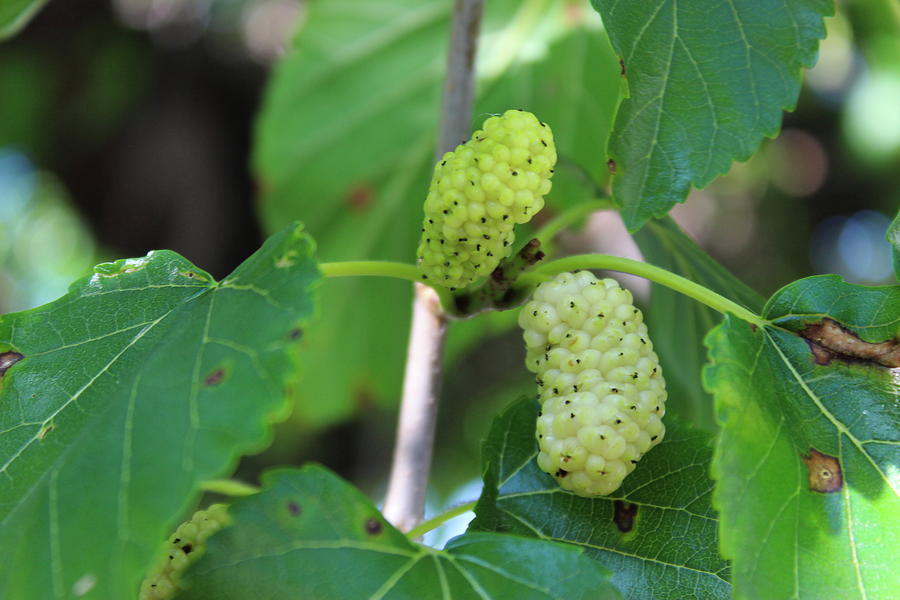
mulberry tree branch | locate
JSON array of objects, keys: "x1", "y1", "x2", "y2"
[{"x1": 382, "y1": 0, "x2": 484, "y2": 533}]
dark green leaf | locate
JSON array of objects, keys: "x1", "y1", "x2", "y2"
[
  {"x1": 591, "y1": 0, "x2": 834, "y2": 230},
  {"x1": 704, "y1": 275, "x2": 899, "y2": 599},
  {"x1": 0, "y1": 0, "x2": 47, "y2": 40},
  {"x1": 470, "y1": 397, "x2": 730, "y2": 600},
  {"x1": 181, "y1": 465, "x2": 620, "y2": 600},
  {"x1": 633, "y1": 216, "x2": 764, "y2": 430},
  {"x1": 0, "y1": 223, "x2": 319, "y2": 598}
]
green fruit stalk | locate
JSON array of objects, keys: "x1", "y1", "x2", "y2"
[
  {"x1": 519, "y1": 271, "x2": 666, "y2": 497},
  {"x1": 139, "y1": 504, "x2": 231, "y2": 599},
  {"x1": 417, "y1": 109, "x2": 557, "y2": 289}
]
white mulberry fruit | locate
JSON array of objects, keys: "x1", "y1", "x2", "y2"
[
  {"x1": 417, "y1": 109, "x2": 557, "y2": 289},
  {"x1": 140, "y1": 504, "x2": 231, "y2": 599},
  {"x1": 519, "y1": 271, "x2": 666, "y2": 497}
]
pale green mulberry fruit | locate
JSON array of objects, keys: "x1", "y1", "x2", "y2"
[
  {"x1": 140, "y1": 504, "x2": 231, "y2": 599},
  {"x1": 518, "y1": 271, "x2": 667, "y2": 497},
  {"x1": 417, "y1": 109, "x2": 557, "y2": 289}
]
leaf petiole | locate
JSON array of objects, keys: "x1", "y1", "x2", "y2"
[
  {"x1": 318, "y1": 261, "x2": 454, "y2": 311},
  {"x1": 318, "y1": 257, "x2": 767, "y2": 327},
  {"x1": 405, "y1": 500, "x2": 478, "y2": 540},
  {"x1": 319, "y1": 261, "x2": 422, "y2": 283},
  {"x1": 521, "y1": 254, "x2": 768, "y2": 327}
]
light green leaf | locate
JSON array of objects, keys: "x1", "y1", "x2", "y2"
[
  {"x1": 253, "y1": 0, "x2": 451, "y2": 427},
  {"x1": 633, "y1": 216, "x2": 764, "y2": 430},
  {"x1": 181, "y1": 465, "x2": 620, "y2": 600},
  {"x1": 591, "y1": 0, "x2": 834, "y2": 230},
  {"x1": 0, "y1": 223, "x2": 319, "y2": 598},
  {"x1": 253, "y1": 0, "x2": 621, "y2": 427},
  {"x1": 704, "y1": 274, "x2": 899, "y2": 599},
  {"x1": 470, "y1": 397, "x2": 730, "y2": 600},
  {"x1": 0, "y1": 0, "x2": 48, "y2": 40},
  {"x1": 282, "y1": 149, "x2": 430, "y2": 425}
]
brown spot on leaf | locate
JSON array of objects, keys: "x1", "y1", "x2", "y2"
[
  {"x1": 808, "y1": 343, "x2": 833, "y2": 366},
  {"x1": 364, "y1": 517, "x2": 383, "y2": 535},
  {"x1": 619, "y1": 58, "x2": 626, "y2": 76},
  {"x1": 204, "y1": 368, "x2": 226, "y2": 387},
  {"x1": 179, "y1": 270, "x2": 209, "y2": 282},
  {"x1": 181, "y1": 543, "x2": 193, "y2": 554},
  {"x1": 800, "y1": 318, "x2": 899, "y2": 367},
  {"x1": 564, "y1": 1, "x2": 585, "y2": 24},
  {"x1": 0, "y1": 351, "x2": 24, "y2": 376},
  {"x1": 287, "y1": 501, "x2": 301, "y2": 517},
  {"x1": 607, "y1": 159, "x2": 617, "y2": 174},
  {"x1": 345, "y1": 183, "x2": 374, "y2": 211},
  {"x1": 37, "y1": 423, "x2": 55, "y2": 440},
  {"x1": 802, "y1": 448, "x2": 843, "y2": 493},
  {"x1": 288, "y1": 328, "x2": 303, "y2": 341},
  {"x1": 613, "y1": 501, "x2": 638, "y2": 533},
  {"x1": 354, "y1": 385, "x2": 376, "y2": 411}
]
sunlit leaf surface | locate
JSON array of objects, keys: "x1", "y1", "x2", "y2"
[{"x1": 704, "y1": 275, "x2": 899, "y2": 599}]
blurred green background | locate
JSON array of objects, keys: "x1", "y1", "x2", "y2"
[{"x1": 1, "y1": 0, "x2": 897, "y2": 535}]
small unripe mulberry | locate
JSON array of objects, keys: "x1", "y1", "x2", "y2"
[
  {"x1": 140, "y1": 504, "x2": 231, "y2": 599},
  {"x1": 519, "y1": 271, "x2": 666, "y2": 497},
  {"x1": 417, "y1": 109, "x2": 557, "y2": 289}
]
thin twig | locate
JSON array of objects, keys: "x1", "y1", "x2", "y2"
[
  {"x1": 435, "y1": 0, "x2": 484, "y2": 160},
  {"x1": 382, "y1": 0, "x2": 484, "y2": 533}
]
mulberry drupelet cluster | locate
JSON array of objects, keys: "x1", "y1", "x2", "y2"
[
  {"x1": 417, "y1": 109, "x2": 556, "y2": 289},
  {"x1": 518, "y1": 271, "x2": 667, "y2": 497},
  {"x1": 140, "y1": 503, "x2": 231, "y2": 599}
]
